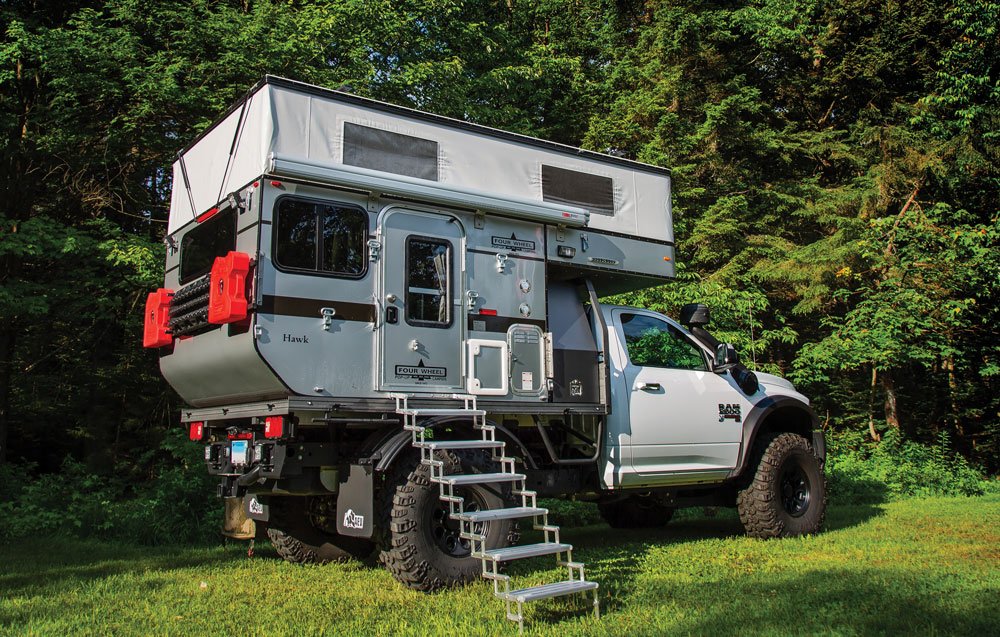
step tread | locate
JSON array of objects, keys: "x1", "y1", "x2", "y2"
[
  {"x1": 456, "y1": 506, "x2": 547, "y2": 523},
  {"x1": 481, "y1": 542, "x2": 571, "y2": 562},
  {"x1": 501, "y1": 580, "x2": 599, "y2": 603},
  {"x1": 440, "y1": 472, "x2": 525, "y2": 486},
  {"x1": 416, "y1": 440, "x2": 504, "y2": 450}
]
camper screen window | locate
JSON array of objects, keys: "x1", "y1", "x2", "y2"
[
  {"x1": 541, "y1": 165, "x2": 615, "y2": 216},
  {"x1": 343, "y1": 122, "x2": 439, "y2": 181},
  {"x1": 406, "y1": 237, "x2": 451, "y2": 327},
  {"x1": 274, "y1": 197, "x2": 367, "y2": 277},
  {"x1": 179, "y1": 207, "x2": 237, "y2": 283}
]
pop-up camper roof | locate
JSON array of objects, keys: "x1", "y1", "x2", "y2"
[{"x1": 168, "y1": 76, "x2": 673, "y2": 242}]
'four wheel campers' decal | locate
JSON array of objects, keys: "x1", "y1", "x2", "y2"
[
  {"x1": 491, "y1": 234, "x2": 536, "y2": 252},
  {"x1": 395, "y1": 360, "x2": 447, "y2": 380}
]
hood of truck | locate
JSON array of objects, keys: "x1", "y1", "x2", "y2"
[{"x1": 755, "y1": 371, "x2": 797, "y2": 393}]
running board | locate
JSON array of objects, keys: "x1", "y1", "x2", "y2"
[{"x1": 395, "y1": 394, "x2": 599, "y2": 632}]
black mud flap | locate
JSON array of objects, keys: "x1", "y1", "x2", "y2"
[
  {"x1": 244, "y1": 494, "x2": 270, "y2": 522},
  {"x1": 336, "y1": 464, "x2": 374, "y2": 538}
]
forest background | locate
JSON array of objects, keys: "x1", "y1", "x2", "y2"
[{"x1": 1, "y1": 0, "x2": 997, "y2": 542}]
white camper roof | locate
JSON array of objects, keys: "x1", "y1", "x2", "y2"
[{"x1": 168, "y1": 76, "x2": 673, "y2": 242}]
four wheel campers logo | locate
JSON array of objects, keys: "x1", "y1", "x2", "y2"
[
  {"x1": 395, "y1": 359, "x2": 447, "y2": 380},
  {"x1": 491, "y1": 233, "x2": 536, "y2": 252},
  {"x1": 719, "y1": 403, "x2": 742, "y2": 422},
  {"x1": 343, "y1": 509, "x2": 365, "y2": 530}
]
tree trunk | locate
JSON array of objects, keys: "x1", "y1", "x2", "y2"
[
  {"x1": 868, "y1": 366, "x2": 881, "y2": 441},
  {"x1": 0, "y1": 327, "x2": 12, "y2": 464},
  {"x1": 881, "y1": 370, "x2": 901, "y2": 434}
]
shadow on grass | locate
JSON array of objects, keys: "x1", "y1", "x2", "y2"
[{"x1": 0, "y1": 537, "x2": 245, "y2": 595}]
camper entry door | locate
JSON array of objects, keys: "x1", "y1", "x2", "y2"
[{"x1": 379, "y1": 209, "x2": 465, "y2": 392}]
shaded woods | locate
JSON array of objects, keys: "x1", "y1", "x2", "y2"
[{"x1": 1, "y1": 1, "x2": 997, "y2": 520}]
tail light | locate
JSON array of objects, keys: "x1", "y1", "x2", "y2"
[
  {"x1": 208, "y1": 251, "x2": 251, "y2": 324},
  {"x1": 143, "y1": 288, "x2": 174, "y2": 348},
  {"x1": 189, "y1": 421, "x2": 205, "y2": 441},
  {"x1": 264, "y1": 416, "x2": 284, "y2": 439}
]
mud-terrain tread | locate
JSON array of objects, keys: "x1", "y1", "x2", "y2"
[
  {"x1": 737, "y1": 432, "x2": 827, "y2": 538},
  {"x1": 376, "y1": 448, "x2": 519, "y2": 591}
]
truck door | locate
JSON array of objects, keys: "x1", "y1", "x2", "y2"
[
  {"x1": 379, "y1": 209, "x2": 465, "y2": 392},
  {"x1": 612, "y1": 309, "x2": 749, "y2": 477}
]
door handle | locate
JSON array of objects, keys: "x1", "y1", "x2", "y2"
[{"x1": 638, "y1": 382, "x2": 662, "y2": 391}]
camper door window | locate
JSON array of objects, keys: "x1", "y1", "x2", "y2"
[
  {"x1": 274, "y1": 197, "x2": 368, "y2": 278},
  {"x1": 406, "y1": 237, "x2": 451, "y2": 327},
  {"x1": 179, "y1": 207, "x2": 237, "y2": 283}
]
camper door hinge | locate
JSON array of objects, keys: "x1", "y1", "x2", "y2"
[{"x1": 367, "y1": 239, "x2": 381, "y2": 262}]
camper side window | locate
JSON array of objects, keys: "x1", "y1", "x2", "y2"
[
  {"x1": 406, "y1": 237, "x2": 451, "y2": 327},
  {"x1": 274, "y1": 197, "x2": 367, "y2": 278}
]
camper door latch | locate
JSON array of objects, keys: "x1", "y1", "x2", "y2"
[
  {"x1": 367, "y1": 239, "x2": 381, "y2": 262},
  {"x1": 495, "y1": 253, "x2": 508, "y2": 273},
  {"x1": 320, "y1": 307, "x2": 337, "y2": 331},
  {"x1": 466, "y1": 290, "x2": 480, "y2": 310}
]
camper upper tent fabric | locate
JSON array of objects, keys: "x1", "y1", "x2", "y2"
[{"x1": 168, "y1": 78, "x2": 672, "y2": 243}]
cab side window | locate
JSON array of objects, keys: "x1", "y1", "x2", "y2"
[
  {"x1": 620, "y1": 313, "x2": 707, "y2": 371},
  {"x1": 274, "y1": 197, "x2": 367, "y2": 277}
]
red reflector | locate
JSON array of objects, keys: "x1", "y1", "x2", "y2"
[
  {"x1": 270, "y1": 180, "x2": 283, "y2": 187},
  {"x1": 189, "y1": 421, "x2": 204, "y2": 441},
  {"x1": 196, "y1": 207, "x2": 220, "y2": 223},
  {"x1": 208, "y1": 251, "x2": 251, "y2": 324},
  {"x1": 252, "y1": 181, "x2": 260, "y2": 188},
  {"x1": 562, "y1": 212, "x2": 573, "y2": 218},
  {"x1": 143, "y1": 288, "x2": 174, "y2": 348},
  {"x1": 479, "y1": 308, "x2": 498, "y2": 316},
  {"x1": 264, "y1": 416, "x2": 284, "y2": 439},
  {"x1": 227, "y1": 432, "x2": 253, "y2": 440}
]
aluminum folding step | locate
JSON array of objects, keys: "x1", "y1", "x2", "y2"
[
  {"x1": 415, "y1": 440, "x2": 505, "y2": 450},
  {"x1": 481, "y1": 542, "x2": 572, "y2": 562},
  {"x1": 501, "y1": 579, "x2": 599, "y2": 604},
  {"x1": 439, "y1": 472, "x2": 525, "y2": 486},
  {"x1": 455, "y1": 506, "x2": 547, "y2": 523}
]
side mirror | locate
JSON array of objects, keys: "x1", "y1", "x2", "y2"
[{"x1": 714, "y1": 343, "x2": 739, "y2": 372}]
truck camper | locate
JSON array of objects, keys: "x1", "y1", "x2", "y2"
[{"x1": 145, "y1": 77, "x2": 825, "y2": 629}]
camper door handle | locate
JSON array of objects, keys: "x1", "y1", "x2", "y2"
[{"x1": 637, "y1": 382, "x2": 661, "y2": 392}]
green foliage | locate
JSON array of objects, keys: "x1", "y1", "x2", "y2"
[
  {"x1": 825, "y1": 430, "x2": 999, "y2": 504},
  {"x1": 0, "y1": 430, "x2": 218, "y2": 545}
]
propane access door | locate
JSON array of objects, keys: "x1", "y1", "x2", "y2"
[{"x1": 379, "y1": 209, "x2": 465, "y2": 393}]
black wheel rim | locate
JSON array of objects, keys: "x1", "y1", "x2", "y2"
[
  {"x1": 429, "y1": 488, "x2": 488, "y2": 558},
  {"x1": 779, "y1": 459, "x2": 811, "y2": 517}
]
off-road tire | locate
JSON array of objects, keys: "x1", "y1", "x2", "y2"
[
  {"x1": 266, "y1": 496, "x2": 375, "y2": 564},
  {"x1": 377, "y1": 448, "x2": 519, "y2": 591},
  {"x1": 737, "y1": 432, "x2": 827, "y2": 538},
  {"x1": 598, "y1": 495, "x2": 675, "y2": 528}
]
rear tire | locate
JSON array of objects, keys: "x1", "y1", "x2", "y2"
[
  {"x1": 377, "y1": 448, "x2": 519, "y2": 591},
  {"x1": 266, "y1": 496, "x2": 375, "y2": 564},
  {"x1": 598, "y1": 494, "x2": 675, "y2": 528},
  {"x1": 737, "y1": 432, "x2": 826, "y2": 538}
]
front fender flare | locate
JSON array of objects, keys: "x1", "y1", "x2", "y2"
[{"x1": 729, "y1": 395, "x2": 824, "y2": 479}]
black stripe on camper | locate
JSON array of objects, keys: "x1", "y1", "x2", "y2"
[
  {"x1": 467, "y1": 315, "x2": 546, "y2": 334},
  {"x1": 259, "y1": 295, "x2": 375, "y2": 323}
]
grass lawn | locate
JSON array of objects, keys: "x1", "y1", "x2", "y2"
[{"x1": 1, "y1": 496, "x2": 997, "y2": 636}]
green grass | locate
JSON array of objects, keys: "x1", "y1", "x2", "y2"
[{"x1": 2, "y1": 496, "x2": 998, "y2": 636}]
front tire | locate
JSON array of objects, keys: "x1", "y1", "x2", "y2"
[
  {"x1": 266, "y1": 496, "x2": 375, "y2": 564},
  {"x1": 737, "y1": 432, "x2": 826, "y2": 538},
  {"x1": 377, "y1": 449, "x2": 519, "y2": 591}
]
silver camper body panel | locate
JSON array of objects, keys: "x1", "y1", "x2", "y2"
[{"x1": 160, "y1": 77, "x2": 675, "y2": 411}]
